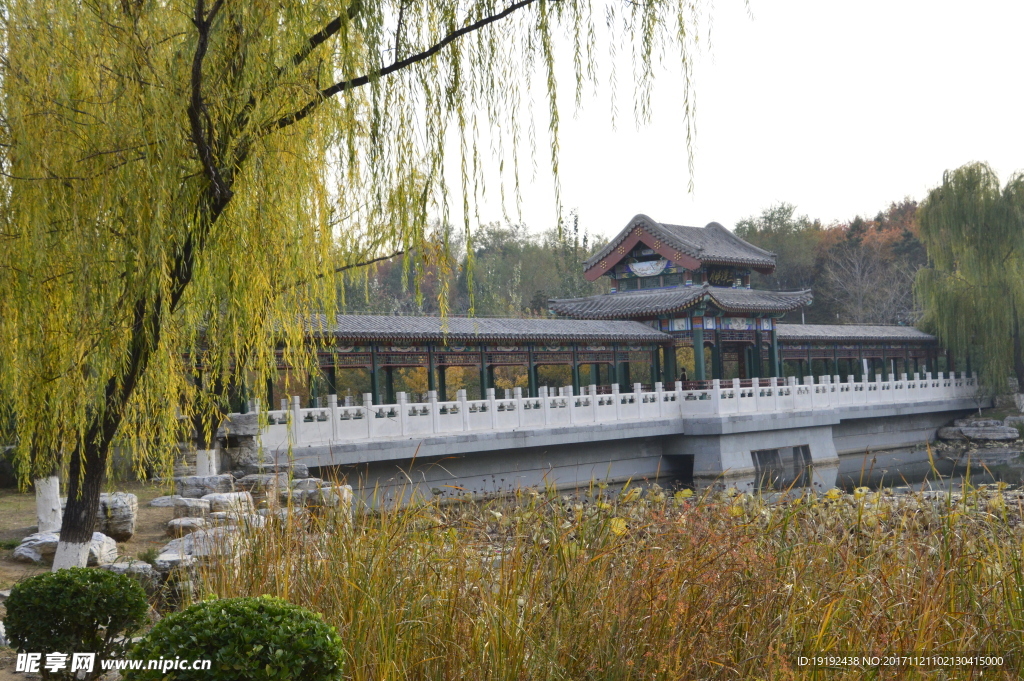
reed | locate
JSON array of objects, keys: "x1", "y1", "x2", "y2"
[{"x1": 191, "y1": 483, "x2": 1024, "y2": 680}]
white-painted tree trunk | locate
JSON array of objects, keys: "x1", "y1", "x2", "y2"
[
  {"x1": 196, "y1": 448, "x2": 219, "y2": 476},
  {"x1": 34, "y1": 475, "x2": 62, "y2": 533},
  {"x1": 52, "y1": 540, "x2": 90, "y2": 571}
]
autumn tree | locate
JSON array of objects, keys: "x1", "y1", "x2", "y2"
[
  {"x1": 0, "y1": 0, "x2": 707, "y2": 567},
  {"x1": 916, "y1": 162, "x2": 1024, "y2": 391}
]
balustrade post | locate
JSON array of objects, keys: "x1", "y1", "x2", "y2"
[
  {"x1": 362, "y1": 393, "x2": 374, "y2": 439},
  {"x1": 712, "y1": 378, "x2": 721, "y2": 414},
  {"x1": 280, "y1": 398, "x2": 288, "y2": 412},
  {"x1": 487, "y1": 388, "x2": 497, "y2": 428},
  {"x1": 328, "y1": 394, "x2": 339, "y2": 441},
  {"x1": 770, "y1": 376, "x2": 779, "y2": 411},
  {"x1": 458, "y1": 389, "x2": 470, "y2": 431},
  {"x1": 396, "y1": 392, "x2": 408, "y2": 436},
  {"x1": 540, "y1": 386, "x2": 551, "y2": 425},
  {"x1": 428, "y1": 390, "x2": 440, "y2": 434},
  {"x1": 291, "y1": 395, "x2": 302, "y2": 444},
  {"x1": 513, "y1": 387, "x2": 523, "y2": 427},
  {"x1": 612, "y1": 383, "x2": 621, "y2": 420}
]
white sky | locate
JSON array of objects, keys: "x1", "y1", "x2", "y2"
[{"x1": 459, "y1": 0, "x2": 1024, "y2": 239}]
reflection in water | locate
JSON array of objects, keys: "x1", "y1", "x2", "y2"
[{"x1": 837, "y1": 442, "x2": 1024, "y2": 492}]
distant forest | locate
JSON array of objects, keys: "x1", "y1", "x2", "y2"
[{"x1": 339, "y1": 200, "x2": 927, "y2": 326}]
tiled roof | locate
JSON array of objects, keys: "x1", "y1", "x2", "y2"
[
  {"x1": 305, "y1": 314, "x2": 672, "y2": 343},
  {"x1": 583, "y1": 215, "x2": 777, "y2": 271},
  {"x1": 776, "y1": 323, "x2": 937, "y2": 343},
  {"x1": 549, "y1": 284, "x2": 812, "y2": 319}
]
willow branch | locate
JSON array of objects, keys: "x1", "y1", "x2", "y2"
[{"x1": 269, "y1": 0, "x2": 539, "y2": 132}]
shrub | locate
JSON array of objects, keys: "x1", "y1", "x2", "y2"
[
  {"x1": 124, "y1": 596, "x2": 344, "y2": 681},
  {"x1": 4, "y1": 567, "x2": 149, "y2": 678}
]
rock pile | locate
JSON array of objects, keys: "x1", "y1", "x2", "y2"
[
  {"x1": 12, "y1": 531, "x2": 118, "y2": 566},
  {"x1": 938, "y1": 417, "x2": 1022, "y2": 442}
]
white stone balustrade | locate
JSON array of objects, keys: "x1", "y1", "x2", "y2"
[{"x1": 253, "y1": 372, "x2": 979, "y2": 451}]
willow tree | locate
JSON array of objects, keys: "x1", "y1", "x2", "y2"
[
  {"x1": 916, "y1": 162, "x2": 1024, "y2": 391},
  {"x1": 0, "y1": 0, "x2": 705, "y2": 567}
]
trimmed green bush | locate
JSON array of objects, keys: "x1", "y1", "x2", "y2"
[
  {"x1": 4, "y1": 567, "x2": 149, "y2": 674},
  {"x1": 124, "y1": 596, "x2": 344, "y2": 681}
]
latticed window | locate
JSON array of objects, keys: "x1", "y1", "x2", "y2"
[
  {"x1": 662, "y1": 273, "x2": 682, "y2": 286},
  {"x1": 640, "y1": 276, "x2": 661, "y2": 289},
  {"x1": 617, "y1": 277, "x2": 639, "y2": 291}
]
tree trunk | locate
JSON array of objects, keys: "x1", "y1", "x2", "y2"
[
  {"x1": 1014, "y1": 304, "x2": 1024, "y2": 392},
  {"x1": 34, "y1": 470, "x2": 62, "y2": 534},
  {"x1": 52, "y1": 442, "x2": 106, "y2": 570}
]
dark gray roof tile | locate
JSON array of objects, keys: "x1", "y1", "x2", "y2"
[
  {"x1": 584, "y1": 215, "x2": 777, "y2": 271},
  {"x1": 776, "y1": 323, "x2": 936, "y2": 343},
  {"x1": 549, "y1": 285, "x2": 812, "y2": 319},
  {"x1": 306, "y1": 314, "x2": 671, "y2": 343}
]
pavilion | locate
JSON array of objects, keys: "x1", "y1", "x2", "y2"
[{"x1": 548, "y1": 214, "x2": 941, "y2": 381}]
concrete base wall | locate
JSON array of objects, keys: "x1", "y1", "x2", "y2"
[
  {"x1": 271, "y1": 398, "x2": 987, "y2": 500},
  {"x1": 312, "y1": 436, "x2": 684, "y2": 505}
]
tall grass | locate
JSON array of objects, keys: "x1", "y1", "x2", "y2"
[{"x1": 193, "y1": 484, "x2": 1024, "y2": 680}]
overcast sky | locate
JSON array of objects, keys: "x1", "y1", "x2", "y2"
[{"x1": 459, "y1": 0, "x2": 1024, "y2": 239}]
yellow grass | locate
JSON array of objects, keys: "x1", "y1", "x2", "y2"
[{"x1": 191, "y1": 483, "x2": 1024, "y2": 680}]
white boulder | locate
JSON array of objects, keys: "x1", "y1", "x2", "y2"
[
  {"x1": 167, "y1": 517, "x2": 208, "y2": 537},
  {"x1": 172, "y1": 498, "x2": 211, "y2": 519},
  {"x1": 202, "y1": 491, "x2": 254, "y2": 513},
  {"x1": 12, "y1": 532, "x2": 117, "y2": 566}
]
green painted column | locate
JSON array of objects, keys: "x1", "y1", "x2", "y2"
[
  {"x1": 325, "y1": 365, "x2": 337, "y2": 396},
  {"x1": 438, "y1": 366, "x2": 447, "y2": 401},
  {"x1": 384, "y1": 366, "x2": 395, "y2": 404},
  {"x1": 479, "y1": 346, "x2": 488, "y2": 399},
  {"x1": 770, "y1": 329, "x2": 781, "y2": 378},
  {"x1": 710, "y1": 330, "x2": 722, "y2": 380},
  {"x1": 609, "y1": 344, "x2": 619, "y2": 385},
  {"x1": 427, "y1": 344, "x2": 437, "y2": 392},
  {"x1": 528, "y1": 345, "x2": 538, "y2": 397},
  {"x1": 370, "y1": 345, "x2": 380, "y2": 405},
  {"x1": 571, "y1": 345, "x2": 581, "y2": 395},
  {"x1": 692, "y1": 326, "x2": 705, "y2": 380},
  {"x1": 621, "y1": 360, "x2": 631, "y2": 391},
  {"x1": 266, "y1": 375, "x2": 274, "y2": 411},
  {"x1": 652, "y1": 347, "x2": 661, "y2": 385}
]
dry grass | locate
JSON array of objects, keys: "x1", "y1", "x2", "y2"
[{"x1": 191, "y1": 482, "x2": 1024, "y2": 680}]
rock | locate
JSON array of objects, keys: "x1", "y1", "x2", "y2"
[
  {"x1": 153, "y1": 552, "x2": 196, "y2": 573},
  {"x1": 176, "y1": 474, "x2": 235, "y2": 498},
  {"x1": 189, "y1": 527, "x2": 238, "y2": 557},
  {"x1": 960, "y1": 426, "x2": 1020, "y2": 441},
  {"x1": 0, "y1": 620, "x2": 6, "y2": 647},
  {"x1": 258, "y1": 507, "x2": 306, "y2": 522},
  {"x1": 290, "y1": 477, "x2": 324, "y2": 491},
  {"x1": 206, "y1": 511, "x2": 238, "y2": 525},
  {"x1": 937, "y1": 427, "x2": 967, "y2": 440},
  {"x1": 150, "y1": 495, "x2": 183, "y2": 507},
  {"x1": 99, "y1": 492, "x2": 138, "y2": 542},
  {"x1": 310, "y1": 485, "x2": 353, "y2": 509},
  {"x1": 97, "y1": 560, "x2": 156, "y2": 579},
  {"x1": 12, "y1": 532, "x2": 117, "y2": 566},
  {"x1": 0, "y1": 589, "x2": 11, "y2": 601},
  {"x1": 1004, "y1": 415, "x2": 1024, "y2": 427},
  {"x1": 953, "y1": 418, "x2": 1003, "y2": 428},
  {"x1": 237, "y1": 473, "x2": 289, "y2": 493},
  {"x1": 202, "y1": 491, "x2": 254, "y2": 513},
  {"x1": 217, "y1": 412, "x2": 261, "y2": 437},
  {"x1": 244, "y1": 462, "x2": 309, "y2": 479},
  {"x1": 172, "y1": 498, "x2": 211, "y2": 519},
  {"x1": 167, "y1": 517, "x2": 208, "y2": 537},
  {"x1": 1016, "y1": 393, "x2": 1024, "y2": 413},
  {"x1": 97, "y1": 561, "x2": 159, "y2": 593}
]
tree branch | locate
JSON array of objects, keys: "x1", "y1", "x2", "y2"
[
  {"x1": 268, "y1": 0, "x2": 538, "y2": 132},
  {"x1": 277, "y1": 249, "x2": 405, "y2": 295}
]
